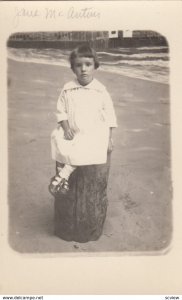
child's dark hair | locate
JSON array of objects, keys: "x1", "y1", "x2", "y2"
[{"x1": 69, "y1": 44, "x2": 100, "y2": 70}]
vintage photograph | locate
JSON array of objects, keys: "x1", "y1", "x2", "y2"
[{"x1": 7, "y1": 30, "x2": 172, "y2": 253}]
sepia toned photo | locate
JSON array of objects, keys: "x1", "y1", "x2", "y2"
[{"x1": 7, "y1": 30, "x2": 172, "y2": 253}]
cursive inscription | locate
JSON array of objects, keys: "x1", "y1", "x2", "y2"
[
  {"x1": 13, "y1": 6, "x2": 101, "y2": 28},
  {"x1": 67, "y1": 7, "x2": 101, "y2": 19},
  {"x1": 13, "y1": 7, "x2": 40, "y2": 27},
  {"x1": 45, "y1": 8, "x2": 64, "y2": 19}
]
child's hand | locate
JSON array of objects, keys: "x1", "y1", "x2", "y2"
[
  {"x1": 58, "y1": 120, "x2": 74, "y2": 140},
  {"x1": 64, "y1": 128, "x2": 74, "y2": 140},
  {"x1": 108, "y1": 138, "x2": 114, "y2": 152}
]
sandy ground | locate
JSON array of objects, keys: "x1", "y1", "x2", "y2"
[{"x1": 7, "y1": 59, "x2": 172, "y2": 254}]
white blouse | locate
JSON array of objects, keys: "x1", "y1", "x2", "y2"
[{"x1": 51, "y1": 78, "x2": 117, "y2": 165}]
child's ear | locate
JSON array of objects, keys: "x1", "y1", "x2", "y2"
[{"x1": 71, "y1": 66, "x2": 75, "y2": 73}]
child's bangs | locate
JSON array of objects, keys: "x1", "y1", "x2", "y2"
[{"x1": 77, "y1": 52, "x2": 94, "y2": 59}]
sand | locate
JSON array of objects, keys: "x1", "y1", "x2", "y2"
[{"x1": 7, "y1": 59, "x2": 172, "y2": 253}]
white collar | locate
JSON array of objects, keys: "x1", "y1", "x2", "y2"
[{"x1": 63, "y1": 78, "x2": 106, "y2": 92}]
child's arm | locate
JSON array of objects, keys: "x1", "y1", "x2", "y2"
[
  {"x1": 108, "y1": 127, "x2": 114, "y2": 152},
  {"x1": 58, "y1": 120, "x2": 74, "y2": 140},
  {"x1": 56, "y1": 89, "x2": 74, "y2": 140}
]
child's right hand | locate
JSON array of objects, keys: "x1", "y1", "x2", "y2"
[
  {"x1": 64, "y1": 128, "x2": 74, "y2": 140},
  {"x1": 58, "y1": 120, "x2": 74, "y2": 140}
]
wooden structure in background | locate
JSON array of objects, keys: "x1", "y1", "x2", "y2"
[{"x1": 7, "y1": 30, "x2": 168, "y2": 49}]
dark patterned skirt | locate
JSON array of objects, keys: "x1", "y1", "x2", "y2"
[{"x1": 54, "y1": 154, "x2": 111, "y2": 243}]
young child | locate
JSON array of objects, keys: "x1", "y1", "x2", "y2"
[{"x1": 49, "y1": 44, "x2": 117, "y2": 195}]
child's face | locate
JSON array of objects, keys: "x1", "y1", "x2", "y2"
[{"x1": 73, "y1": 57, "x2": 95, "y2": 86}]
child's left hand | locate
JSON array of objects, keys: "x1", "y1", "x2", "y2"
[{"x1": 108, "y1": 138, "x2": 114, "y2": 152}]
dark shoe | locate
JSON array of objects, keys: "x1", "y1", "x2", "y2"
[
  {"x1": 59, "y1": 178, "x2": 69, "y2": 194},
  {"x1": 48, "y1": 176, "x2": 69, "y2": 196}
]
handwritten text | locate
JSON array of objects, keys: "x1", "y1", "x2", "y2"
[{"x1": 13, "y1": 6, "x2": 101, "y2": 27}]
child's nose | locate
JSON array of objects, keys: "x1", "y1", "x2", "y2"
[{"x1": 81, "y1": 64, "x2": 86, "y2": 72}]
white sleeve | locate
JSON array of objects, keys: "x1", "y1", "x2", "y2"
[
  {"x1": 103, "y1": 89, "x2": 117, "y2": 128},
  {"x1": 56, "y1": 90, "x2": 68, "y2": 122}
]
